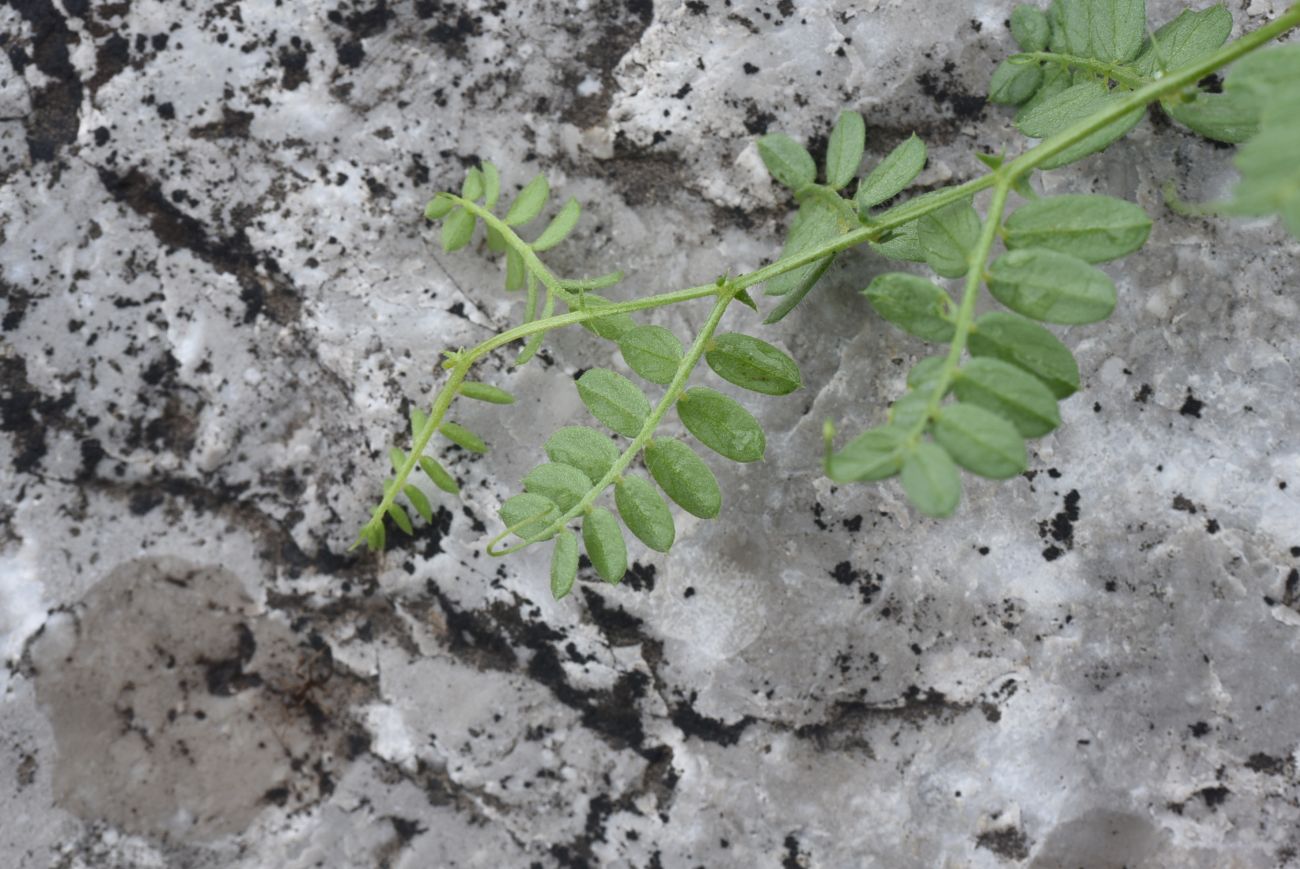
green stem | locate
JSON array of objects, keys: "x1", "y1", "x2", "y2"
[{"x1": 1010, "y1": 51, "x2": 1147, "y2": 89}]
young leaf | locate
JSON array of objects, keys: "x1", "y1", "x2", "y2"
[
  {"x1": 676, "y1": 387, "x2": 766, "y2": 463},
  {"x1": 1051, "y1": 0, "x2": 1146, "y2": 64},
  {"x1": 764, "y1": 197, "x2": 842, "y2": 297},
  {"x1": 990, "y1": 61, "x2": 1044, "y2": 106},
  {"x1": 1003, "y1": 194, "x2": 1152, "y2": 263},
  {"x1": 583, "y1": 506, "x2": 627, "y2": 584},
  {"x1": 918, "y1": 199, "x2": 981, "y2": 278},
  {"x1": 425, "y1": 194, "x2": 455, "y2": 220},
  {"x1": 404, "y1": 484, "x2": 434, "y2": 524},
  {"x1": 901, "y1": 442, "x2": 961, "y2": 518},
  {"x1": 1134, "y1": 5, "x2": 1232, "y2": 76},
  {"x1": 387, "y1": 502, "x2": 414, "y2": 535},
  {"x1": 863, "y1": 273, "x2": 957, "y2": 342},
  {"x1": 419, "y1": 456, "x2": 460, "y2": 495},
  {"x1": 856, "y1": 134, "x2": 927, "y2": 213},
  {"x1": 577, "y1": 369, "x2": 651, "y2": 438},
  {"x1": 500, "y1": 492, "x2": 558, "y2": 540},
  {"x1": 825, "y1": 110, "x2": 867, "y2": 191},
  {"x1": 1016, "y1": 81, "x2": 1145, "y2": 169},
  {"x1": 482, "y1": 162, "x2": 501, "y2": 209},
  {"x1": 505, "y1": 175, "x2": 550, "y2": 226},
  {"x1": 1010, "y1": 5, "x2": 1050, "y2": 52},
  {"x1": 440, "y1": 422, "x2": 488, "y2": 453},
  {"x1": 968, "y1": 312, "x2": 1080, "y2": 399},
  {"x1": 545, "y1": 427, "x2": 620, "y2": 484},
  {"x1": 615, "y1": 475, "x2": 676, "y2": 553},
  {"x1": 987, "y1": 248, "x2": 1117, "y2": 324},
  {"x1": 441, "y1": 208, "x2": 476, "y2": 252},
  {"x1": 953, "y1": 358, "x2": 1062, "y2": 437},
  {"x1": 757, "y1": 132, "x2": 817, "y2": 190},
  {"x1": 619, "y1": 325, "x2": 684, "y2": 386},
  {"x1": 462, "y1": 167, "x2": 485, "y2": 202},
  {"x1": 932, "y1": 404, "x2": 1028, "y2": 479},
  {"x1": 825, "y1": 426, "x2": 908, "y2": 482},
  {"x1": 461, "y1": 382, "x2": 516, "y2": 404},
  {"x1": 532, "y1": 198, "x2": 581, "y2": 251},
  {"x1": 705, "y1": 333, "x2": 802, "y2": 395},
  {"x1": 550, "y1": 530, "x2": 579, "y2": 600},
  {"x1": 644, "y1": 438, "x2": 722, "y2": 519},
  {"x1": 523, "y1": 463, "x2": 592, "y2": 512},
  {"x1": 575, "y1": 295, "x2": 638, "y2": 341}
]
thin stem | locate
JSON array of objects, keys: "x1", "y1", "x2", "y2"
[{"x1": 1010, "y1": 51, "x2": 1147, "y2": 89}]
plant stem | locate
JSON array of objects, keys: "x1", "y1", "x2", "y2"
[{"x1": 1010, "y1": 52, "x2": 1147, "y2": 89}]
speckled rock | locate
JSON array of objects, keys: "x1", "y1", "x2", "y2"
[{"x1": 2, "y1": 1, "x2": 1299, "y2": 867}]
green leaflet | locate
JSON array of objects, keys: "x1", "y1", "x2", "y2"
[
  {"x1": 825, "y1": 426, "x2": 908, "y2": 482},
  {"x1": 907, "y1": 356, "x2": 947, "y2": 391},
  {"x1": 901, "y1": 441, "x2": 961, "y2": 517},
  {"x1": 758, "y1": 132, "x2": 817, "y2": 190},
  {"x1": 953, "y1": 357, "x2": 1061, "y2": 437},
  {"x1": 644, "y1": 438, "x2": 722, "y2": 519},
  {"x1": 487, "y1": 224, "x2": 508, "y2": 253},
  {"x1": 523, "y1": 463, "x2": 592, "y2": 512},
  {"x1": 990, "y1": 60, "x2": 1044, "y2": 106},
  {"x1": 441, "y1": 421, "x2": 488, "y2": 453},
  {"x1": 764, "y1": 196, "x2": 842, "y2": 297},
  {"x1": 460, "y1": 382, "x2": 516, "y2": 404},
  {"x1": 505, "y1": 175, "x2": 549, "y2": 226},
  {"x1": 677, "y1": 387, "x2": 766, "y2": 463},
  {"x1": 615, "y1": 475, "x2": 675, "y2": 552},
  {"x1": 933, "y1": 403, "x2": 1028, "y2": 479},
  {"x1": 550, "y1": 530, "x2": 579, "y2": 600},
  {"x1": 482, "y1": 162, "x2": 501, "y2": 209},
  {"x1": 461, "y1": 167, "x2": 484, "y2": 201},
  {"x1": 387, "y1": 502, "x2": 413, "y2": 535},
  {"x1": 1051, "y1": 0, "x2": 1146, "y2": 64},
  {"x1": 505, "y1": 247, "x2": 526, "y2": 290},
  {"x1": 968, "y1": 312, "x2": 1080, "y2": 399},
  {"x1": 987, "y1": 248, "x2": 1117, "y2": 324},
  {"x1": 1224, "y1": 42, "x2": 1300, "y2": 104},
  {"x1": 825, "y1": 110, "x2": 866, "y2": 190},
  {"x1": 545, "y1": 427, "x2": 620, "y2": 484},
  {"x1": 705, "y1": 333, "x2": 802, "y2": 396},
  {"x1": 1015, "y1": 63, "x2": 1072, "y2": 124},
  {"x1": 856, "y1": 134, "x2": 927, "y2": 213},
  {"x1": 762, "y1": 256, "x2": 835, "y2": 325},
  {"x1": 1003, "y1": 194, "x2": 1152, "y2": 263},
  {"x1": 869, "y1": 220, "x2": 926, "y2": 263},
  {"x1": 583, "y1": 506, "x2": 627, "y2": 584},
  {"x1": 889, "y1": 390, "x2": 934, "y2": 430},
  {"x1": 404, "y1": 485, "x2": 433, "y2": 523},
  {"x1": 577, "y1": 369, "x2": 651, "y2": 438},
  {"x1": 619, "y1": 325, "x2": 684, "y2": 386},
  {"x1": 1016, "y1": 81, "x2": 1145, "y2": 169},
  {"x1": 918, "y1": 199, "x2": 981, "y2": 278},
  {"x1": 1011, "y1": 5, "x2": 1050, "y2": 52},
  {"x1": 419, "y1": 456, "x2": 460, "y2": 495},
  {"x1": 442, "y1": 208, "x2": 476, "y2": 252},
  {"x1": 1227, "y1": 91, "x2": 1300, "y2": 238},
  {"x1": 1165, "y1": 94, "x2": 1259, "y2": 144},
  {"x1": 1135, "y1": 5, "x2": 1232, "y2": 76},
  {"x1": 425, "y1": 194, "x2": 454, "y2": 220},
  {"x1": 533, "y1": 198, "x2": 581, "y2": 251},
  {"x1": 863, "y1": 273, "x2": 956, "y2": 342},
  {"x1": 500, "y1": 492, "x2": 558, "y2": 540},
  {"x1": 574, "y1": 295, "x2": 638, "y2": 341}
]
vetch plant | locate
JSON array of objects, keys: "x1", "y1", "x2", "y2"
[{"x1": 356, "y1": 1, "x2": 1300, "y2": 599}]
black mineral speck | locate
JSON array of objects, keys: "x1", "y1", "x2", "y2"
[{"x1": 1180, "y1": 392, "x2": 1204, "y2": 418}]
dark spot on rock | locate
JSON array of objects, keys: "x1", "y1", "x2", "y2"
[
  {"x1": 917, "y1": 60, "x2": 987, "y2": 121},
  {"x1": 1246, "y1": 753, "x2": 1287, "y2": 775},
  {"x1": 336, "y1": 39, "x2": 364, "y2": 68},
  {"x1": 10, "y1": 0, "x2": 84, "y2": 161},
  {"x1": 742, "y1": 62, "x2": 760, "y2": 74},
  {"x1": 1189, "y1": 721, "x2": 1210, "y2": 737},
  {"x1": 976, "y1": 827, "x2": 1031, "y2": 860},
  {"x1": 1197, "y1": 785, "x2": 1229, "y2": 809},
  {"x1": 1134, "y1": 383, "x2": 1153, "y2": 403},
  {"x1": 669, "y1": 693, "x2": 752, "y2": 746},
  {"x1": 188, "y1": 106, "x2": 254, "y2": 140},
  {"x1": 1180, "y1": 391, "x2": 1204, "y2": 418},
  {"x1": 1172, "y1": 494, "x2": 1197, "y2": 514}
]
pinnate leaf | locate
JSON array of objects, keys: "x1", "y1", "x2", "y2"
[
  {"x1": 523, "y1": 463, "x2": 592, "y2": 512},
  {"x1": 545, "y1": 427, "x2": 620, "y2": 484},
  {"x1": 583, "y1": 506, "x2": 627, "y2": 584},
  {"x1": 533, "y1": 198, "x2": 581, "y2": 251},
  {"x1": 619, "y1": 325, "x2": 684, "y2": 386},
  {"x1": 856, "y1": 134, "x2": 927, "y2": 213},
  {"x1": 918, "y1": 199, "x2": 981, "y2": 278},
  {"x1": 968, "y1": 312, "x2": 1080, "y2": 399},
  {"x1": 901, "y1": 442, "x2": 961, "y2": 517},
  {"x1": 676, "y1": 387, "x2": 766, "y2": 463},
  {"x1": 953, "y1": 358, "x2": 1061, "y2": 437},
  {"x1": 863, "y1": 273, "x2": 956, "y2": 342},
  {"x1": 1003, "y1": 194, "x2": 1151, "y2": 263},
  {"x1": 550, "y1": 531, "x2": 579, "y2": 600},
  {"x1": 987, "y1": 248, "x2": 1117, "y2": 324},
  {"x1": 644, "y1": 438, "x2": 722, "y2": 519},
  {"x1": 758, "y1": 132, "x2": 816, "y2": 190},
  {"x1": 825, "y1": 110, "x2": 866, "y2": 190},
  {"x1": 615, "y1": 475, "x2": 675, "y2": 553},
  {"x1": 505, "y1": 175, "x2": 550, "y2": 226},
  {"x1": 577, "y1": 369, "x2": 651, "y2": 438},
  {"x1": 705, "y1": 333, "x2": 802, "y2": 396},
  {"x1": 932, "y1": 404, "x2": 1028, "y2": 479}
]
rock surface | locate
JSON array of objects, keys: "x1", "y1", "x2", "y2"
[{"x1": 2, "y1": 1, "x2": 1299, "y2": 867}]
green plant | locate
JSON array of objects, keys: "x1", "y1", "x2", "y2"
[{"x1": 356, "y1": 1, "x2": 1300, "y2": 598}]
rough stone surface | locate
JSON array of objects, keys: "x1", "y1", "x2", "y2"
[{"x1": 2, "y1": 1, "x2": 1299, "y2": 867}]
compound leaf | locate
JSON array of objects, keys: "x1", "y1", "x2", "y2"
[
  {"x1": 758, "y1": 132, "x2": 816, "y2": 190},
  {"x1": 533, "y1": 197, "x2": 581, "y2": 251},
  {"x1": 856, "y1": 134, "x2": 927, "y2": 213},
  {"x1": 968, "y1": 312, "x2": 1080, "y2": 399},
  {"x1": 901, "y1": 442, "x2": 961, "y2": 517},
  {"x1": 705, "y1": 333, "x2": 802, "y2": 396},
  {"x1": 523, "y1": 463, "x2": 592, "y2": 512},
  {"x1": 505, "y1": 175, "x2": 550, "y2": 226},
  {"x1": 644, "y1": 438, "x2": 721, "y2": 519},
  {"x1": 677, "y1": 388, "x2": 766, "y2": 463},
  {"x1": 550, "y1": 530, "x2": 579, "y2": 600},
  {"x1": 919, "y1": 199, "x2": 981, "y2": 278},
  {"x1": 615, "y1": 475, "x2": 675, "y2": 552},
  {"x1": 619, "y1": 325, "x2": 684, "y2": 386},
  {"x1": 863, "y1": 273, "x2": 956, "y2": 342},
  {"x1": 1003, "y1": 194, "x2": 1151, "y2": 263},
  {"x1": 953, "y1": 357, "x2": 1061, "y2": 437},
  {"x1": 583, "y1": 506, "x2": 627, "y2": 584},
  {"x1": 577, "y1": 369, "x2": 651, "y2": 438},
  {"x1": 933, "y1": 403, "x2": 1028, "y2": 479},
  {"x1": 987, "y1": 248, "x2": 1117, "y2": 324},
  {"x1": 545, "y1": 427, "x2": 620, "y2": 484},
  {"x1": 825, "y1": 110, "x2": 867, "y2": 190}
]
